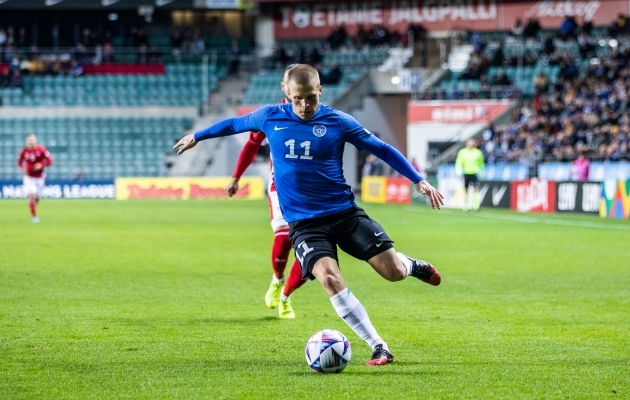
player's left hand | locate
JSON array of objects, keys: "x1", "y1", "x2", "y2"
[
  {"x1": 173, "y1": 134, "x2": 198, "y2": 155},
  {"x1": 224, "y1": 178, "x2": 240, "y2": 197},
  {"x1": 33, "y1": 163, "x2": 42, "y2": 171},
  {"x1": 416, "y1": 180, "x2": 444, "y2": 210}
]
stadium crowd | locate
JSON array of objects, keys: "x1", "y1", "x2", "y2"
[
  {"x1": 0, "y1": 24, "x2": 215, "y2": 82},
  {"x1": 479, "y1": 44, "x2": 630, "y2": 165}
]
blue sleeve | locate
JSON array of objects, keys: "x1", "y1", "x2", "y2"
[
  {"x1": 337, "y1": 111, "x2": 424, "y2": 184},
  {"x1": 194, "y1": 106, "x2": 270, "y2": 141}
]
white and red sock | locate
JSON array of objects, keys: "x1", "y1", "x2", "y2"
[
  {"x1": 271, "y1": 228, "x2": 292, "y2": 280},
  {"x1": 281, "y1": 260, "x2": 307, "y2": 300}
]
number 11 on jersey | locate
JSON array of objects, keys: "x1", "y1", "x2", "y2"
[{"x1": 285, "y1": 139, "x2": 313, "y2": 160}]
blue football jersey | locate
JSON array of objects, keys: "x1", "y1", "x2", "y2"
[{"x1": 194, "y1": 103, "x2": 422, "y2": 222}]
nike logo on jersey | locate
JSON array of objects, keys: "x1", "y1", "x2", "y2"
[
  {"x1": 374, "y1": 232, "x2": 385, "y2": 236},
  {"x1": 375, "y1": 242, "x2": 383, "y2": 247},
  {"x1": 274, "y1": 126, "x2": 288, "y2": 130},
  {"x1": 45, "y1": 0, "x2": 64, "y2": 5}
]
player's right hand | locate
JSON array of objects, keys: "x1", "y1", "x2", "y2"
[
  {"x1": 33, "y1": 163, "x2": 42, "y2": 171},
  {"x1": 173, "y1": 134, "x2": 198, "y2": 155},
  {"x1": 416, "y1": 180, "x2": 445, "y2": 210},
  {"x1": 224, "y1": 178, "x2": 240, "y2": 197}
]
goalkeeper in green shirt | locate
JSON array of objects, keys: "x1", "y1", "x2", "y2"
[{"x1": 455, "y1": 138, "x2": 485, "y2": 211}]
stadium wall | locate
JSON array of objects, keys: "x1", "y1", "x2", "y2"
[{"x1": 407, "y1": 100, "x2": 513, "y2": 172}]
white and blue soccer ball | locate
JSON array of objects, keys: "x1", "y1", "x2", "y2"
[{"x1": 305, "y1": 329, "x2": 352, "y2": 373}]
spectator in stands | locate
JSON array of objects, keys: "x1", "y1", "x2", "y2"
[
  {"x1": 74, "y1": 169, "x2": 86, "y2": 181},
  {"x1": 534, "y1": 72, "x2": 549, "y2": 94},
  {"x1": 147, "y1": 45, "x2": 162, "y2": 64},
  {"x1": 293, "y1": 44, "x2": 306, "y2": 64},
  {"x1": 410, "y1": 158, "x2": 420, "y2": 173},
  {"x1": 92, "y1": 44, "x2": 103, "y2": 64},
  {"x1": 304, "y1": 44, "x2": 322, "y2": 66},
  {"x1": 1, "y1": 67, "x2": 10, "y2": 88},
  {"x1": 492, "y1": 71, "x2": 511, "y2": 86},
  {"x1": 558, "y1": 15, "x2": 578, "y2": 40},
  {"x1": 610, "y1": 13, "x2": 630, "y2": 36},
  {"x1": 74, "y1": 42, "x2": 90, "y2": 64},
  {"x1": 522, "y1": 18, "x2": 541, "y2": 39},
  {"x1": 369, "y1": 25, "x2": 391, "y2": 46},
  {"x1": 0, "y1": 28, "x2": 7, "y2": 49},
  {"x1": 10, "y1": 68, "x2": 22, "y2": 88},
  {"x1": 321, "y1": 64, "x2": 342, "y2": 85},
  {"x1": 137, "y1": 43, "x2": 148, "y2": 64},
  {"x1": 327, "y1": 26, "x2": 347, "y2": 50},
  {"x1": 363, "y1": 154, "x2": 384, "y2": 176},
  {"x1": 570, "y1": 151, "x2": 590, "y2": 181},
  {"x1": 228, "y1": 39, "x2": 241, "y2": 77},
  {"x1": 192, "y1": 29, "x2": 205, "y2": 55},
  {"x1": 581, "y1": 17, "x2": 594, "y2": 35},
  {"x1": 170, "y1": 28, "x2": 182, "y2": 57},
  {"x1": 542, "y1": 33, "x2": 555, "y2": 56},
  {"x1": 3, "y1": 43, "x2": 14, "y2": 62},
  {"x1": 5, "y1": 26, "x2": 14, "y2": 47},
  {"x1": 69, "y1": 59, "x2": 83, "y2": 77},
  {"x1": 16, "y1": 27, "x2": 27, "y2": 48},
  {"x1": 80, "y1": 28, "x2": 93, "y2": 47},
  {"x1": 491, "y1": 44, "x2": 504, "y2": 66},
  {"x1": 511, "y1": 18, "x2": 524, "y2": 37},
  {"x1": 578, "y1": 32, "x2": 594, "y2": 58},
  {"x1": 354, "y1": 25, "x2": 368, "y2": 48},
  {"x1": 271, "y1": 44, "x2": 289, "y2": 68}
]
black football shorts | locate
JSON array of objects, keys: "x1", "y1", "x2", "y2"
[
  {"x1": 288, "y1": 206, "x2": 393, "y2": 280},
  {"x1": 464, "y1": 173, "x2": 480, "y2": 190}
]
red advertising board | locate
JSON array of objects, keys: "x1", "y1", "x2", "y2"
[
  {"x1": 271, "y1": 0, "x2": 627, "y2": 39},
  {"x1": 408, "y1": 101, "x2": 511, "y2": 124},
  {"x1": 511, "y1": 178, "x2": 557, "y2": 213},
  {"x1": 385, "y1": 177, "x2": 412, "y2": 204}
]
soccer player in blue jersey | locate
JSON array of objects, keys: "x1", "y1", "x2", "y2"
[{"x1": 174, "y1": 64, "x2": 445, "y2": 366}]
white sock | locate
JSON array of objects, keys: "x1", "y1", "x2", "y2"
[
  {"x1": 280, "y1": 292, "x2": 289, "y2": 301},
  {"x1": 397, "y1": 252, "x2": 413, "y2": 277},
  {"x1": 272, "y1": 275, "x2": 284, "y2": 284},
  {"x1": 330, "y1": 288, "x2": 388, "y2": 352}
]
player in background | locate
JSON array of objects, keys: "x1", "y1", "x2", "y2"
[
  {"x1": 174, "y1": 64, "x2": 444, "y2": 366},
  {"x1": 455, "y1": 138, "x2": 485, "y2": 212},
  {"x1": 224, "y1": 64, "x2": 306, "y2": 319},
  {"x1": 17, "y1": 133, "x2": 53, "y2": 223}
]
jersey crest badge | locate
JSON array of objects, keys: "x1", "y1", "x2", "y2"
[{"x1": 313, "y1": 125, "x2": 327, "y2": 137}]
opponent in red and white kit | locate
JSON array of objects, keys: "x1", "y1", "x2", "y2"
[
  {"x1": 17, "y1": 133, "x2": 53, "y2": 223},
  {"x1": 224, "y1": 65, "x2": 306, "y2": 319}
]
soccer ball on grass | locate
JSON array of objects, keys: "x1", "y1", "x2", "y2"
[{"x1": 305, "y1": 329, "x2": 352, "y2": 373}]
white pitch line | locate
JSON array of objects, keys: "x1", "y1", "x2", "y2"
[{"x1": 405, "y1": 207, "x2": 630, "y2": 231}]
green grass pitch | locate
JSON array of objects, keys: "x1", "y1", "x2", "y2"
[{"x1": 1, "y1": 200, "x2": 629, "y2": 399}]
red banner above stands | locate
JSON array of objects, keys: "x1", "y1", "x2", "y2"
[
  {"x1": 272, "y1": 0, "x2": 627, "y2": 39},
  {"x1": 237, "y1": 105, "x2": 260, "y2": 116},
  {"x1": 82, "y1": 64, "x2": 165, "y2": 75},
  {"x1": 408, "y1": 101, "x2": 511, "y2": 124},
  {"x1": 511, "y1": 179, "x2": 557, "y2": 213}
]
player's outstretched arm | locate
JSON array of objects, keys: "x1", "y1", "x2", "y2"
[
  {"x1": 175, "y1": 107, "x2": 269, "y2": 156},
  {"x1": 416, "y1": 180, "x2": 445, "y2": 210}
]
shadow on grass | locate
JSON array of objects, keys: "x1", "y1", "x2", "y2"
[
  {"x1": 107, "y1": 316, "x2": 279, "y2": 326},
  {"x1": 289, "y1": 369, "x2": 444, "y2": 377}
]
